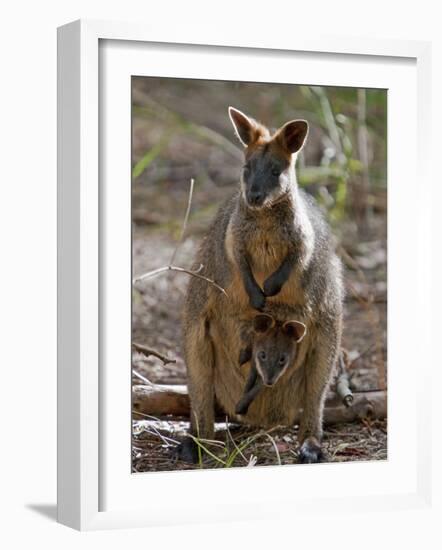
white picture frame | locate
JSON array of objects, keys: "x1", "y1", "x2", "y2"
[{"x1": 57, "y1": 19, "x2": 432, "y2": 531}]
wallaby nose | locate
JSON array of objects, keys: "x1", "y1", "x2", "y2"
[
  {"x1": 248, "y1": 189, "x2": 264, "y2": 206},
  {"x1": 262, "y1": 374, "x2": 275, "y2": 387}
]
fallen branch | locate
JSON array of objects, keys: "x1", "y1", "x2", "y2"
[
  {"x1": 133, "y1": 383, "x2": 386, "y2": 426},
  {"x1": 133, "y1": 383, "x2": 190, "y2": 417},
  {"x1": 321, "y1": 390, "x2": 386, "y2": 425}
]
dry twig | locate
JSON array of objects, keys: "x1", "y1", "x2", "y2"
[
  {"x1": 132, "y1": 342, "x2": 176, "y2": 365},
  {"x1": 169, "y1": 178, "x2": 195, "y2": 266},
  {"x1": 348, "y1": 342, "x2": 377, "y2": 368},
  {"x1": 132, "y1": 178, "x2": 227, "y2": 296},
  {"x1": 262, "y1": 432, "x2": 282, "y2": 466},
  {"x1": 133, "y1": 264, "x2": 227, "y2": 296},
  {"x1": 336, "y1": 351, "x2": 354, "y2": 407}
]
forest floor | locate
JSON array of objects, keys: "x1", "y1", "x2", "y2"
[{"x1": 131, "y1": 215, "x2": 387, "y2": 472}]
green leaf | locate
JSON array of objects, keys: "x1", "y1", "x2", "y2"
[
  {"x1": 298, "y1": 165, "x2": 346, "y2": 186},
  {"x1": 347, "y1": 158, "x2": 363, "y2": 173},
  {"x1": 132, "y1": 134, "x2": 171, "y2": 180}
]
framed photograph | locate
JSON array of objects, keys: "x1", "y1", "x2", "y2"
[{"x1": 57, "y1": 19, "x2": 432, "y2": 530}]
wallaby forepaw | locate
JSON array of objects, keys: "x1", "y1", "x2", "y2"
[
  {"x1": 175, "y1": 437, "x2": 199, "y2": 464},
  {"x1": 235, "y1": 400, "x2": 249, "y2": 416},
  {"x1": 249, "y1": 290, "x2": 266, "y2": 311},
  {"x1": 299, "y1": 437, "x2": 326, "y2": 464},
  {"x1": 263, "y1": 276, "x2": 282, "y2": 297}
]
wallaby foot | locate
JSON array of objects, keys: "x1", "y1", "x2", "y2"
[
  {"x1": 175, "y1": 437, "x2": 199, "y2": 464},
  {"x1": 299, "y1": 436, "x2": 326, "y2": 464}
]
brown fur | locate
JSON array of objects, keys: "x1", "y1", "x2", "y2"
[{"x1": 245, "y1": 138, "x2": 292, "y2": 165}]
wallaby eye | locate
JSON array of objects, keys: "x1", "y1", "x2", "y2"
[
  {"x1": 258, "y1": 350, "x2": 267, "y2": 361},
  {"x1": 243, "y1": 163, "x2": 251, "y2": 175},
  {"x1": 271, "y1": 167, "x2": 280, "y2": 177},
  {"x1": 279, "y1": 353, "x2": 287, "y2": 365}
]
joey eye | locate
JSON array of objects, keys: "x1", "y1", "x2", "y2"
[
  {"x1": 258, "y1": 351, "x2": 267, "y2": 361},
  {"x1": 279, "y1": 353, "x2": 287, "y2": 365},
  {"x1": 243, "y1": 164, "x2": 251, "y2": 175},
  {"x1": 271, "y1": 167, "x2": 280, "y2": 177}
]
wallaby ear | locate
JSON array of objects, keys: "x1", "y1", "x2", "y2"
[
  {"x1": 283, "y1": 320, "x2": 307, "y2": 342},
  {"x1": 228, "y1": 106, "x2": 259, "y2": 147},
  {"x1": 253, "y1": 314, "x2": 275, "y2": 334},
  {"x1": 275, "y1": 120, "x2": 308, "y2": 154}
]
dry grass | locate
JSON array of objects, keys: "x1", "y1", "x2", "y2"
[{"x1": 132, "y1": 417, "x2": 387, "y2": 473}]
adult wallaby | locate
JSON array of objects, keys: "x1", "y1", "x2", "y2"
[{"x1": 178, "y1": 107, "x2": 343, "y2": 464}]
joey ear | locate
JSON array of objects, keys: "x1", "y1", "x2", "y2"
[
  {"x1": 283, "y1": 320, "x2": 307, "y2": 342},
  {"x1": 252, "y1": 314, "x2": 275, "y2": 334},
  {"x1": 276, "y1": 120, "x2": 309, "y2": 154},
  {"x1": 228, "y1": 106, "x2": 258, "y2": 147}
]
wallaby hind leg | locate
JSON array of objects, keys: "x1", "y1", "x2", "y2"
[
  {"x1": 176, "y1": 317, "x2": 215, "y2": 463},
  {"x1": 298, "y1": 318, "x2": 341, "y2": 464}
]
